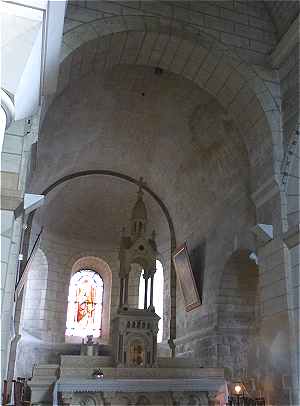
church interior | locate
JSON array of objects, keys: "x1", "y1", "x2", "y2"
[{"x1": 1, "y1": 0, "x2": 299, "y2": 405}]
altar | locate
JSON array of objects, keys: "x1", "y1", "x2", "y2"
[
  {"x1": 28, "y1": 185, "x2": 228, "y2": 406},
  {"x1": 30, "y1": 355, "x2": 228, "y2": 405}
]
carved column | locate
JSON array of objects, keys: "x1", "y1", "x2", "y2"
[
  {"x1": 124, "y1": 275, "x2": 129, "y2": 306},
  {"x1": 61, "y1": 392, "x2": 73, "y2": 406},
  {"x1": 283, "y1": 224, "x2": 300, "y2": 406},
  {"x1": 119, "y1": 277, "x2": 124, "y2": 307},
  {"x1": 150, "y1": 275, "x2": 154, "y2": 308},
  {"x1": 144, "y1": 276, "x2": 148, "y2": 309},
  {"x1": 251, "y1": 176, "x2": 293, "y2": 405}
]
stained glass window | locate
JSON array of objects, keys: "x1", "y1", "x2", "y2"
[
  {"x1": 65, "y1": 269, "x2": 104, "y2": 338},
  {"x1": 138, "y1": 260, "x2": 164, "y2": 342}
]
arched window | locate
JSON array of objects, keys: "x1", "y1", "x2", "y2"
[
  {"x1": 65, "y1": 269, "x2": 104, "y2": 338},
  {"x1": 138, "y1": 260, "x2": 164, "y2": 343}
]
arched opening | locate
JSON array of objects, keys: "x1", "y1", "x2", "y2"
[
  {"x1": 65, "y1": 269, "x2": 104, "y2": 338},
  {"x1": 216, "y1": 250, "x2": 259, "y2": 378},
  {"x1": 19, "y1": 248, "x2": 49, "y2": 340},
  {"x1": 14, "y1": 248, "x2": 49, "y2": 378},
  {"x1": 66, "y1": 256, "x2": 112, "y2": 343},
  {"x1": 138, "y1": 260, "x2": 164, "y2": 343},
  {"x1": 41, "y1": 171, "x2": 174, "y2": 344}
]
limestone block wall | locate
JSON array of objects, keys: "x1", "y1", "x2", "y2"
[
  {"x1": 174, "y1": 188, "x2": 257, "y2": 377},
  {"x1": 277, "y1": 36, "x2": 300, "y2": 406},
  {"x1": 287, "y1": 243, "x2": 300, "y2": 405},
  {"x1": 16, "y1": 231, "x2": 172, "y2": 376},
  {"x1": 215, "y1": 250, "x2": 259, "y2": 378},
  {"x1": 15, "y1": 234, "x2": 117, "y2": 376},
  {"x1": 53, "y1": 33, "x2": 280, "y2": 192},
  {"x1": 31, "y1": 234, "x2": 120, "y2": 344},
  {"x1": 64, "y1": 0, "x2": 277, "y2": 65},
  {"x1": 278, "y1": 43, "x2": 299, "y2": 151},
  {"x1": 256, "y1": 239, "x2": 291, "y2": 405},
  {"x1": 21, "y1": 249, "x2": 49, "y2": 339},
  {"x1": 1, "y1": 115, "x2": 40, "y2": 381},
  {"x1": 0, "y1": 212, "x2": 22, "y2": 382}
]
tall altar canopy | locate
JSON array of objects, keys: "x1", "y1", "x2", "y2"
[
  {"x1": 119, "y1": 179, "x2": 158, "y2": 312},
  {"x1": 113, "y1": 181, "x2": 160, "y2": 368}
]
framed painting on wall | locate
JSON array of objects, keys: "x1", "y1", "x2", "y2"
[{"x1": 173, "y1": 243, "x2": 201, "y2": 312}]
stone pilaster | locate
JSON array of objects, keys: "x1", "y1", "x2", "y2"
[
  {"x1": 1, "y1": 110, "x2": 41, "y2": 386},
  {"x1": 251, "y1": 176, "x2": 294, "y2": 404},
  {"x1": 283, "y1": 224, "x2": 300, "y2": 406}
]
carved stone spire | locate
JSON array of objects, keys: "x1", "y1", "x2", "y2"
[{"x1": 131, "y1": 178, "x2": 147, "y2": 237}]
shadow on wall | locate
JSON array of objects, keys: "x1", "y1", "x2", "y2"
[{"x1": 217, "y1": 250, "x2": 259, "y2": 381}]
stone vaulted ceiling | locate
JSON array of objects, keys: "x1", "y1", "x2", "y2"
[
  {"x1": 263, "y1": 0, "x2": 300, "y2": 39},
  {"x1": 32, "y1": 66, "x2": 251, "y2": 248},
  {"x1": 32, "y1": 0, "x2": 294, "y2": 250}
]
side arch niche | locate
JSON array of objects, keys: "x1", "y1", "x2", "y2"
[
  {"x1": 15, "y1": 248, "x2": 49, "y2": 378},
  {"x1": 216, "y1": 250, "x2": 259, "y2": 379},
  {"x1": 20, "y1": 247, "x2": 49, "y2": 340}
]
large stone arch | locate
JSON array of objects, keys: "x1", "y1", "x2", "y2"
[
  {"x1": 39, "y1": 170, "x2": 177, "y2": 348},
  {"x1": 52, "y1": 22, "x2": 283, "y2": 192}
]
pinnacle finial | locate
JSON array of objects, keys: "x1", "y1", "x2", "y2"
[{"x1": 138, "y1": 177, "x2": 145, "y2": 198}]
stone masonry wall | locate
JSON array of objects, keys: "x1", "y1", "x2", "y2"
[
  {"x1": 16, "y1": 231, "x2": 170, "y2": 377},
  {"x1": 175, "y1": 188, "x2": 257, "y2": 375},
  {"x1": 65, "y1": 0, "x2": 277, "y2": 65},
  {"x1": 1, "y1": 115, "x2": 40, "y2": 381},
  {"x1": 256, "y1": 239, "x2": 292, "y2": 405}
]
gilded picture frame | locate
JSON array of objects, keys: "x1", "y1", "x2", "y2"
[{"x1": 173, "y1": 243, "x2": 201, "y2": 312}]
